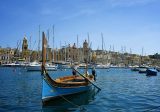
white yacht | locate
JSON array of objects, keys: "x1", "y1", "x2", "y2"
[{"x1": 27, "y1": 61, "x2": 57, "y2": 71}]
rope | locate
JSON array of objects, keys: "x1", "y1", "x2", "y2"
[{"x1": 59, "y1": 94, "x2": 80, "y2": 108}]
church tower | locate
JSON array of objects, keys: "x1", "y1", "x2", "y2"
[
  {"x1": 83, "y1": 40, "x2": 88, "y2": 61},
  {"x1": 22, "y1": 36, "x2": 29, "y2": 61}
]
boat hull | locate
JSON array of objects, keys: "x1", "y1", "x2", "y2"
[
  {"x1": 139, "y1": 68, "x2": 147, "y2": 73},
  {"x1": 146, "y1": 69, "x2": 157, "y2": 76},
  {"x1": 131, "y1": 67, "x2": 139, "y2": 71},
  {"x1": 42, "y1": 77, "x2": 92, "y2": 102},
  {"x1": 27, "y1": 66, "x2": 57, "y2": 71}
]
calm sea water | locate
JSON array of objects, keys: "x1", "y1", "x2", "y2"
[{"x1": 0, "y1": 67, "x2": 160, "y2": 112}]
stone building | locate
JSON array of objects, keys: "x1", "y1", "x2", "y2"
[
  {"x1": 83, "y1": 40, "x2": 89, "y2": 61},
  {"x1": 0, "y1": 47, "x2": 15, "y2": 64},
  {"x1": 67, "y1": 43, "x2": 78, "y2": 62},
  {"x1": 30, "y1": 50, "x2": 39, "y2": 62},
  {"x1": 53, "y1": 40, "x2": 90, "y2": 63},
  {"x1": 22, "y1": 36, "x2": 29, "y2": 61},
  {"x1": 46, "y1": 48, "x2": 52, "y2": 62}
]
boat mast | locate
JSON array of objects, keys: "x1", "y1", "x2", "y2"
[
  {"x1": 77, "y1": 35, "x2": 79, "y2": 63},
  {"x1": 101, "y1": 33, "x2": 104, "y2": 64},
  {"x1": 38, "y1": 25, "x2": 41, "y2": 62},
  {"x1": 47, "y1": 29, "x2": 50, "y2": 48},
  {"x1": 65, "y1": 42, "x2": 66, "y2": 62},
  {"x1": 85, "y1": 33, "x2": 90, "y2": 76},
  {"x1": 141, "y1": 47, "x2": 144, "y2": 66},
  {"x1": 60, "y1": 41, "x2": 62, "y2": 61},
  {"x1": 87, "y1": 33, "x2": 90, "y2": 63},
  {"x1": 52, "y1": 25, "x2": 54, "y2": 62},
  {"x1": 42, "y1": 32, "x2": 47, "y2": 68},
  {"x1": 47, "y1": 29, "x2": 50, "y2": 62},
  {"x1": 29, "y1": 36, "x2": 31, "y2": 62}
]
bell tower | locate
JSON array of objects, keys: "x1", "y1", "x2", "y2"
[
  {"x1": 22, "y1": 36, "x2": 29, "y2": 61},
  {"x1": 83, "y1": 40, "x2": 88, "y2": 61}
]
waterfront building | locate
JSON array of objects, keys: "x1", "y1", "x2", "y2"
[
  {"x1": 30, "y1": 50, "x2": 39, "y2": 62},
  {"x1": 94, "y1": 50, "x2": 111, "y2": 64},
  {"x1": 0, "y1": 47, "x2": 15, "y2": 64},
  {"x1": 53, "y1": 40, "x2": 90, "y2": 63},
  {"x1": 46, "y1": 48, "x2": 52, "y2": 62},
  {"x1": 29, "y1": 48, "x2": 52, "y2": 62},
  {"x1": 67, "y1": 43, "x2": 78, "y2": 62},
  {"x1": 91, "y1": 51, "x2": 97, "y2": 63},
  {"x1": 0, "y1": 35, "x2": 159, "y2": 67}
]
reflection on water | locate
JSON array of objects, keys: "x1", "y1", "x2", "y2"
[{"x1": 42, "y1": 88, "x2": 99, "y2": 112}]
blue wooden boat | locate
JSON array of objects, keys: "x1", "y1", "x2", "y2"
[
  {"x1": 41, "y1": 32, "x2": 96, "y2": 103},
  {"x1": 146, "y1": 68, "x2": 157, "y2": 76},
  {"x1": 42, "y1": 73, "x2": 93, "y2": 102}
]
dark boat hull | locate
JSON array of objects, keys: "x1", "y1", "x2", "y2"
[{"x1": 146, "y1": 69, "x2": 157, "y2": 76}]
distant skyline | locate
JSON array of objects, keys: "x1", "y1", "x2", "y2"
[{"x1": 0, "y1": 0, "x2": 160, "y2": 55}]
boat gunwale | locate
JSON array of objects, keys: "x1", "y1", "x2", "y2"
[{"x1": 43, "y1": 74, "x2": 92, "y2": 88}]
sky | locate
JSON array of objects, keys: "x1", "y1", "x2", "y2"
[{"x1": 0, "y1": 0, "x2": 160, "y2": 55}]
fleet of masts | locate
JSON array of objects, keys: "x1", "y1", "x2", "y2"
[{"x1": 1, "y1": 26, "x2": 160, "y2": 72}]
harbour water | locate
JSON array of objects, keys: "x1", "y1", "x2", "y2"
[{"x1": 0, "y1": 67, "x2": 160, "y2": 112}]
